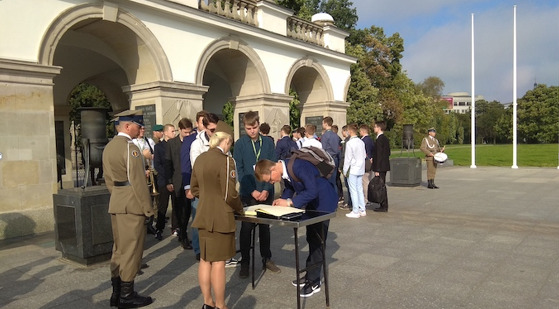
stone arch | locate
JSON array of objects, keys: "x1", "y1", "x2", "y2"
[
  {"x1": 195, "y1": 36, "x2": 271, "y2": 95},
  {"x1": 38, "y1": 2, "x2": 172, "y2": 82},
  {"x1": 284, "y1": 57, "x2": 334, "y2": 103}
]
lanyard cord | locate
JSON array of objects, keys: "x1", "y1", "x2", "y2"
[{"x1": 251, "y1": 136, "x2": 262, "y2": 161}]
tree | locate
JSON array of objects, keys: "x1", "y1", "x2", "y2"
[
  {"x1": 222, "y1": 101, "x2": 234, "y2": 127},
  {"x1": 475, "y1": 100, "x2": 506, "y2": 144},
  {"x1": 517, "y1": 84, "x2": 559, "y2": 143},
  {"x1": 417, "y1": 76, "x2": 445, "y2": 100},
  {"x1": 318, "y1": 0, "x2": 358, "y2": 31},
  {"x1": 288, "y1": 88, "x2": 302, "y2": 129}
]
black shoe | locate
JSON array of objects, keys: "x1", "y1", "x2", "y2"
[
  {"x1": 239, "y1": 263, "x2": 249, "y2": 279},
  {"x1": 196, "y1": 253, "x2": 200, "y2": 261},
  {"x1": 110, "y1": 277, "x2": 121, "y2": 307},
  {"x1": 373, "y1": 207, "x2": 387, "y2": 212},
  {"x1": 202, "y1": 304, "x2": 215, "y2": 309},
  {"x1": 181, "y1": 239, "x2": 193, "y2": 250},
  {"x1": 119, "y1": 281, "x2": 153, "y2": 308},
  {"x1": 146, "y1": 224, "x2": 156, "y2": 235},
  {"x1": 300, "y1": 282, "x2": 321, "y2": 298},
  {"x1": 427, "y1": 179, "x2": 434, "y2": 189},
  {"x1": 291, "y1": 277, "x2": 307, "y2": 287},
  {"x1": 155, "y1": 230, "x2": 162, "y2": 241},
  {"x1": 432, "y1": 182, "x2": 439, "y2": 189}
]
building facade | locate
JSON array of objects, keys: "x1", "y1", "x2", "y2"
[
  {"x1": 0, "y1": 0, "x2": 354, "y2": 239},
  {"x1": 443, "y1": 92, "x2": 485, "y2": 114}
]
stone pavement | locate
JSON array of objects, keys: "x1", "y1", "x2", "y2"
[{"x1": 1, "y1": 166, "x2": 559, "y2": 309}]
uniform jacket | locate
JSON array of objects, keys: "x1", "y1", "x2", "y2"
[
  {"x1": 420, "y1": 136, "x2": 442, "y2": 157},
  {"x1": 103, "y1": 134, "x2": 153, "y2": 217},
  {"x1": 233, "y1": 134, "x2": 276, "y2": 197},
  {"x1": 191, "y1": 148, "x2": 244, "y2": 233},
  {"x1": 372, "y1": 133, "x2": 391, "y2": 172},
  {"x1": 164, "y1": 135, "x2": 184, "y2": 196},
  {"x1": 275, "y1": 136, "x2": 298, "y2": 160},
  {"x1": 282, "y1": 159, "x2": 337, "y2": 213}
]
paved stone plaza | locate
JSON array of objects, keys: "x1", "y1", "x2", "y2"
[{"x1": 1, "y1": 166, "x2": 559, "y2": 308}]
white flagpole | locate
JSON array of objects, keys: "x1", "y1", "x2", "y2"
[
  {"x1": 512, "y1": 5, "x2": 518, "y2": 169},
  {"x1": 471, "y1": 13, "x2": 477, "y2": 169}
]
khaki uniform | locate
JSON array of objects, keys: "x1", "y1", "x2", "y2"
[
  {"x1": 191, "y1": 148, "x2": 243, "y2": 261},
  {"x1": 420, "y1": 136, "x2": 443, "y2": 180},
  {"x1": 103, "y1": 134, "x2": 153, "y2": 281}
]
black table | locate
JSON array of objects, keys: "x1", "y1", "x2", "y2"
[{"x1": 235, "y1": 210, "x2": 336, "y2": 309}]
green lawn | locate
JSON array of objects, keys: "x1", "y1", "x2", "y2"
[{"x1": 391, "y1": 144, "x2": 559, "y2": 167}]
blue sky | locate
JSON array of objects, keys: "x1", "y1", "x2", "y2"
[{"x1": 350, "y1": 0, "x2": 559, "y2": 103}]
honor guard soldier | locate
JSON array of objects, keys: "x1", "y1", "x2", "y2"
[
  {"x1": 420, "y1": 127, "x2": 445, "y2": 189},
  {"x1": 103, "y1": 110, "x2": 154, "y2": 308}
]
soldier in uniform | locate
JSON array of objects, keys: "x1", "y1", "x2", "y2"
[
  {"x1": 103, "y1": 110, "x2": 154, "y2": 308},
  {"x1": 420, "y1": 127, "x2": 445, "y2": 189}
]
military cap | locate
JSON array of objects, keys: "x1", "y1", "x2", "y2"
[
  {"x1": 428, "y1": 127, "x2": 436, "y2": 133},
  {"x1": 152, "y1": 124, "x2": 164, "y2": 131},
  {"x1": 215, "y1": 120, "x2": 234, "y2": 137},
  {"x1": 113, "y1": 110, "x2": 144, "y2": 127}
]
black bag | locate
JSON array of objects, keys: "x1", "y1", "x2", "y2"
[
  {"x1": 287, "y1": 146, "x2": 335, "y2": 182},
  {"x1": 368, "y1": 176, "x2": 386, "y2": 204}
]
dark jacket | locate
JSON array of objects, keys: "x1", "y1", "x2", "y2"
[
  {"x1": 164, "y1": 135, "x2": 183, "y2": 196},
  {"x1": 361, "y1": 135, "x2": 375, "y2": 160},
  {"x1": 180, "y1": 132, "x2": 197, "y2": 190},
  {"x1": 233, "y1": 134, "x2": 276, "y2": 197},
  {"x1": 153, "y1": 140, "x2": 167, "y2": 187},
  {"x1": 372, "y1": 133, "x2": 390, "y2": 172},
  {"x1": 281, "y1": 159, "x2": 337, "y2": 213},
  {"x1": 275, "y1": 136, "x2": 298, "y2": 160}
]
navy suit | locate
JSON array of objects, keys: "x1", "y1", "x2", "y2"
[
  {"x1": 275, "y1": 136, "x2": 298, "y2": 160},
  {"x1": 282, "y1": 158, "x2": 337, "y2": 285}
]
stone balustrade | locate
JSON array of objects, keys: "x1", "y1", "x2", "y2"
[
  {"x1": 286, "y1": 16, "x2": 324, "y2": 46},
  {"x1": 200, "y1": 0, "x2": 258, "y2": 26}
]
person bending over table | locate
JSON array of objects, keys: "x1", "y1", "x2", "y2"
[{"x1": 254, "y1": 158, "x2": 337, "y2": 298}]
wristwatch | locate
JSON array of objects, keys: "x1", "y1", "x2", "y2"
[{"x1": 286, "y1": 198, "x2": 293, "y2": 207}]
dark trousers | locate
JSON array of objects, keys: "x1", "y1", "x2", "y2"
[
  {"x1": 306, "y1": 220, "x2": 330, "y2": 285},
  {"x1": 328, "y1": 158, "x2": 339, "y2": 196},
  {"x1": 336, "y1": 170, "x2": 343, "y2": 200},
  {"x1": 377, "y1": 171, "x2": 388, "y2": 208},
  {"x1": 344, "y1": 177, "x2": 352, "y2": 207},
  {"x1": 155, "y1": 186, "x2": 176, "y2": 231},
  {"x1": 174, "y1": 194, "x2": 192, "y2": 241},
  {"x1": 240, "y1": 195, "x2": 272, "y2": 264}
]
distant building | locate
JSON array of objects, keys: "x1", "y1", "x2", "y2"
[{"x1": 442, "y1": 92, "x2": 485, "y2": 114}]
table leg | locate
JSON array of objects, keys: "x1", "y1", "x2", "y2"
[
  {"x1": 251, "y1": 223, "x2": 257, "y2": 289},
  {"x1": 320, "y1": 223, "x2": 330, "y2": 307},
  {"x1": 294, "y1": 227, "x2": 301, "y2": 309}
]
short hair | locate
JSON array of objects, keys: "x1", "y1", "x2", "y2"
[
  {"x1": 242, "y1": 111, "x2": 259, "y2": 126},
  {"x1": 202, "y1": 113, "x2": 219, "y2": 127},
  {"x1": 331, "y1": 124, "x2": 338, "y2": 134},
  {"x1": 254, "y1": 159, "x2": 276, "y2": 182},
  {"x1": 359, "y1": 124, "x2": 369, "y2": 133},
  {"x1": 196, "y1": 110, "x2": 208, "y2": 122},
  {"x1": 281, "y1": 125, "x2": 292, "y2": 135},
  {"x1": 305, "y1": 124, "x2": 316, "y2": 135},
  {"x1": 374, "y1": 120, "x2": 387, "y2": 131},
  {"x1": 260, "y1": 122, "x2": 271, "y2": 135},
  {"x1": 163, "y1": 124, "x2": 175, "y2": 132},
  {"x1": 348, "y1": 123, "x2": 359, "y2": 133},
  {"x1": 296, "y1": 127, "x2": 306, "y2": 136},
  {"x1": 178, "y1": 118, "x2": 193, "y2": 130},
  {"x1": 342, "y1": 125, "x2": 348, "y2": 131},
  {"x1": 322, "y1": 116, "x2": 333, "y2": 127},
  {"x1": 209, "y1": 131, "x2": 232, "y2": 149}
]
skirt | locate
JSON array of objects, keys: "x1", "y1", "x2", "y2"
[{"x1": 198, "y1": 229, "x2": 236, "y2": 262}]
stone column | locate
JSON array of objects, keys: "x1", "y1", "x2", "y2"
[
  {"x1": 0, "y1": 59, "x2": 61, "y2": 240},
  {"x1": 122, "y1": 81, "x2": 209, "y2": 127},
  {"x1": 232, "y1": 93, "x2": 292, "y2": 141},
  {"x1": 301, "y1": 100, "x2": 350, "y2": 133}
]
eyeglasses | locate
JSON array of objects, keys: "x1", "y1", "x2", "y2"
[{"x1": 208, "y1": 128, "x2": 216, "y2": 133}]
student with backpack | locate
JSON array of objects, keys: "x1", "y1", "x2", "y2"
[{"x1": 254, "y1": 154, "x2": 337, "y2": 298}]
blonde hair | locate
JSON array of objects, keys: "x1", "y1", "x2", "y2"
[{"x1": 209, "y1": 131, "x2": 232, "y2": 148}]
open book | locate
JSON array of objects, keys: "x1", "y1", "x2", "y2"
[{"x1": 244, "y1": 204, "x2": 305, "y2": 218}]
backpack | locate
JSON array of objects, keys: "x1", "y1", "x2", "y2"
[{"x1": 287, "y1": 146, "x2": 335, "y2": 182}]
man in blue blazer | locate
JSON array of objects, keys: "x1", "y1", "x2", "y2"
[
  {"x1": 275, "y1": 125, "x2": 298, "y2": 160},
  {"x1": 254, "y1": 158, "x2": 337, "y2": 298}
]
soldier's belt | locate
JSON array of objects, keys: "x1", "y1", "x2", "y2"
[{"x1": 114, "y1": 181, "x2": 131, "y2": 187}]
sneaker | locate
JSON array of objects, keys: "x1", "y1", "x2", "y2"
[
  {"x1": 264, "y1": 259, "x2": 281, "y2": 273},
  {"x1": 359, "y1": 211, "x2": 367, "y2": 217},
  {"x1": 300, "y1": 282, "x2": 321, "y2": 298},
  {"x1": 225, "y1": 258, "x2": 239, "y2": 268},
  {"x1": 239, "y1": 263, "x2": 249, "y2": 279},
  {"x1": 291, "y1": 277, "x2": 308, "y2": 287},
  {"x1": 172, "y1": 229, "x2": 179, "y2": 236},
  {"x1": 345, "y1": 212, "x2": 360, "y2": 218}
]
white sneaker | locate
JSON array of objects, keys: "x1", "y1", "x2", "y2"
[
  {"x1": 225, "y1": 258, "x2": 239, "y2": 268},
  {"x1": 359, "y1": 211, "x2": 367, "y2": 217},
  {"x1": 345, "y1": 212, "x2": 360, "y2": 218}
]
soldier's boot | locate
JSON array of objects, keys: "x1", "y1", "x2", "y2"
[
  {"x1": 119, "y1": 280, "x2": 153, "y2": 308},
  {"x1": 110, "y1": 277, "x2": 121, "y2": 307},
  {"x1": 427, "y1": 179, "x2": 434, "y2": 189},
  {"x1": 432, "y1": 180, "x2": 439, "y2": 189}
]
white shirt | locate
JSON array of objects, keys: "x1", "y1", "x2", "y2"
[
  {"x1": 343, "y1": 136, "x2": 366, "y2": 176},
  {"x1": 302, "y1": 137, "x2": 322, "y2": 149}
]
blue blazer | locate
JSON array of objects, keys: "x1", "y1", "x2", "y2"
[
  {"x1": 282, "y1": 159, "x2": 338, "y2": 213},
  {"x1": 275, "y1": 136, "x2": 298, "y2": 160}
]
